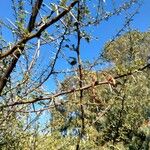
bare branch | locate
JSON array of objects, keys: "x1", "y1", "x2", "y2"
[{"x1": 27, "y1": 0, "x2": 44, "y2": 32}]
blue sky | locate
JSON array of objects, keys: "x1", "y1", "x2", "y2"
[{"x1": 80, "y1": 0, "x2": 150, "y2": 60}]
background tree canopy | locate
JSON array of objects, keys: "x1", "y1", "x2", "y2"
[{"x1": 0, "y1": 0, "x2": 149, "y2": 149}]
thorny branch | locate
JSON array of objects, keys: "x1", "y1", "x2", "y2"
[
  {"x1": 0, "y1": 0, "x2": 78, "y2": 59},
  {"x1": 1, "y1": 63, "x2": 149, "y2": 108},
  {"x1": 0, "y1": 0, "x2": 78, "y2": 95},
  {"x1": 27, "y1": 0, "x2": 44, "y2": 32}
]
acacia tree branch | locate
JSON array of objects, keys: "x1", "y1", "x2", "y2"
[
  {"x1": 0, "y1": 0, "x2": 44, "y2": 95},
  {"x1": 0, "y1": 46, "x2": 24, "y2": 95},
  {"x1": 1, "y1": 80, "x2": 109, "y2": 108},
  {"x1": 1, "y1": 63, "x2": 149, "y2": 108},
  {"x1": 75, "y1": 2, "x2": 84, "y2": 150},
  {"x1": 27, "y1": 0, "x2": 44, "y2": 32},
  {"x1": 24, "y1": 28, "x2": 68, "y2": 96},
  {"x1": 31, "y1": 0, "x2": 79, "y2": 37},
  {"x1": 0, "y1": 0, "x2": 78, "y2": 60},
  {"x1": 114, "y1": 64, "x2": 150, "y2": 79},
  {"x1": 0, "y1": 0, "x2": 78, "y2": 95}
]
